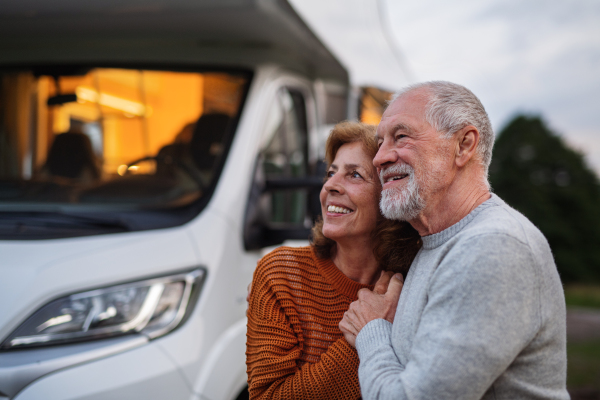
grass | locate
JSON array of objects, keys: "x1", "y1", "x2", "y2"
[
  {"x1": 568, "y1": 339, "x2": 600, "y2": 391},
  {"x1": 564, "y1": 285, "x2": 600, "y2": 309},
  {"x1": 565, "y1": 285, "x2": 600, "y2": 396}
]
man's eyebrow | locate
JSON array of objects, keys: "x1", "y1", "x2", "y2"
[
  {"x1": 391, "y1": 123, "x2": 415, "y2": 135},
  {"x1": 376, "y1": 123, "x2": 415, "y2": 141}
]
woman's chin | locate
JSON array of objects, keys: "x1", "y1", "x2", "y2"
[{"x1": 322, "y1": 226, "x2": 347, "y2": 243}]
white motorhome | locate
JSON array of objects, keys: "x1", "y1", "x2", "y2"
[{"x1": 0, "y1": 1, "x2": 353, "y2": 399}]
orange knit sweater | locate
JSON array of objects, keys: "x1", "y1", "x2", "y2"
[{"x1": 246, "y1": 246, "x2": 374, "y2": 400}]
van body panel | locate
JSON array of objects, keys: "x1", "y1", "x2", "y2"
[
  {"x1": 163, "y1": 210, "x2": 250, "y2": 388},
  {"x1": 13, "y1": 341, "x2": 191, "y2": 400},
  {"x1": 0, "y1": 335, "x2": 148, "y2": 399},
  {"x1": 191, "y1": 318, "x2": 248, "y2": 400}
]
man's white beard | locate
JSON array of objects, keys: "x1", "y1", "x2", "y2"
[{"x1": 379, "y1": 164, "x2": 425, "y2": 221}]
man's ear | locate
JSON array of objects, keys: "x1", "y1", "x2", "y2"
[{"x1": 455, "y1": 125, "x2": 480, "y2": 168}]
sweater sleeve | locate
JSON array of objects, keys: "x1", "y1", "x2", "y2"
[
  {"x1": 356, "y1": 233, "x2": 541, "y2": 400},
  {"x1": 246, "y1": 261, "x2": 362, "y2": 400}
]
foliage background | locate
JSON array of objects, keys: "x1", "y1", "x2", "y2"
[{"x1": 489, "y1": 115, "x2": 600, "y2": 282}]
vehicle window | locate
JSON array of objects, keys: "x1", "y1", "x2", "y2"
[
  {"x1": 0, "y1": 68, "x2": 248, "y2": 211},
  {"x1": 261, "y1": 88, "x2": 309, "y2": 225},
  {"x1": 359, "y1": 86, "x2": 392, "y2": 124}
]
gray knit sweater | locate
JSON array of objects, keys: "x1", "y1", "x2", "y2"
[{"x1": 356, "y1": 194, "x2": 569, "y2": 400}]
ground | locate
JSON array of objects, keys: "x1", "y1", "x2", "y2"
[{"x1": 565, "y1": 285, "x2": 600, "y2": 400}]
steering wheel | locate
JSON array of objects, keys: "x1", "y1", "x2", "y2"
[{"x1": 126, "y1": 154, "x2": 205, "y2": 192}]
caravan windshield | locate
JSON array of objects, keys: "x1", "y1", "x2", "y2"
[{"x1": 0, "y1": 67, "x2": 249, "y2": 237}]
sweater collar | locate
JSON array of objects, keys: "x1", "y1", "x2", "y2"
[
  {"x1": 311, "y1": 247, "x2": 374, "y2": 300},
  {"x1": 421, "y1": 194, "x2": 503, "y2": 250}
]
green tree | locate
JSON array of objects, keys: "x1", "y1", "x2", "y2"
[{"x1": 489, "y1": 115, "x2": 600, "y2": 282}]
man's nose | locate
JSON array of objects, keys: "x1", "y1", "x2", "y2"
[{"x1": 373, "y1": 140, "x2": 398, "y2": 169}]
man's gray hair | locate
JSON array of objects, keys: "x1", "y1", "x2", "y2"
[{"x1": 391, "y1": 81, "x2": 494, "y2": 186}]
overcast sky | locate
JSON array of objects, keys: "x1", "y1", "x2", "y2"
[{"x1": 290, "y1": 0, "x2": 600, "y2": 174}]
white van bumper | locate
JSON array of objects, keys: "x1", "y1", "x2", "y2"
[{"x1": 2, "y1": 335, "x2": 193, "y2": 400}]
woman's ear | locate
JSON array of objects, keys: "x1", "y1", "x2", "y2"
[{"x1": 455, "y1": 125, "x2": 480, "y2": 168}]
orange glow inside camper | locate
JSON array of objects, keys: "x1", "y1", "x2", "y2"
[{"x1": 0, "y1": 68, "x2": 246, "y2": 181}]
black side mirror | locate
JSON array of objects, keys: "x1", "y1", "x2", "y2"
[{"x1": 244, "y1": 176, "x2": 323, "y2": 251}]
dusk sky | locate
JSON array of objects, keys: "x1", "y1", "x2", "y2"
[{"x1": 290, "y1": 0, "x2": 600, "y2": 174}]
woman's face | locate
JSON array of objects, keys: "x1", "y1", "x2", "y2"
[{"x1": 320, "y1": 141, "x2": 381, "y2": 244}]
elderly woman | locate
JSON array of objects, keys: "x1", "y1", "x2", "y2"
[{"x1": 246, "y1": 122, "x2": 421, "y2": 400}]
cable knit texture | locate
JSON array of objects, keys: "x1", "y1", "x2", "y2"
[{"x1": 246, "y1": 246, "x2": 372, "y2": 400}]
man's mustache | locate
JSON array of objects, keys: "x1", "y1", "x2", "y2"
[{"x1": 379, "y1": 164, "x2": 414, "y2": 186}]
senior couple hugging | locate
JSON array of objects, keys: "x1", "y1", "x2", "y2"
[{"x1": 245, "y1": 81, "x2": 569, "y2": 400}]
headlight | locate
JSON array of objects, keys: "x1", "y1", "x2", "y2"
[{"x1": 1, "y1": 269, "x2": 204, "y2": 350}]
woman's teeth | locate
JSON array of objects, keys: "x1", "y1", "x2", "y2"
[{"x1": 327, "y1": 205, "x2": 352, "y2": 214}]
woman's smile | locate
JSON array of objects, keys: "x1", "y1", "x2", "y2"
[{"x1": 326, "y1": 204, "x2": 354, "y2": 215}]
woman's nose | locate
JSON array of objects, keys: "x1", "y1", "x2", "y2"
[{"x1": 323, "y1": 173, "x2": 344, "y2": 194}]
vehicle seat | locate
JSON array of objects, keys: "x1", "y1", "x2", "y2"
[
  {"x1": 153, "y1": 113, "x2": 232, "y2": 188},
  {"x1": 155, "y1": 143, "x2": 191, "y2": 178},
  {"x1": 44, "y1": 132, "x2": 100, "y2": 183},
  {"x1": 190, "y1": 113, "x2": 232, "y2": 171}
]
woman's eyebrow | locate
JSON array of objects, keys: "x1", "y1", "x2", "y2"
[{"x1": 343, "y1": 163, "x2": 362, "y2": 170}]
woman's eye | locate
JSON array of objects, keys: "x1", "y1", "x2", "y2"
[
  {"x1": 326, "y1": 171, "x2": 335, "y2": 178},
  {"x1": 351, "y1": 171, "x2": 362, "y2": 178}
]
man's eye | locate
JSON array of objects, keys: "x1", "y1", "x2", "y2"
[
  {"x1": 395, "y1": 134, "x2": 407, "y2": 140},
  {"x1": 326, "y1": 171, "x2": 335, "y2": 178}
]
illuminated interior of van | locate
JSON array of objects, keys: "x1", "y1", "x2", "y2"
[{"x1": 0, "y1": 68, "x2": 248, "y2": 210}]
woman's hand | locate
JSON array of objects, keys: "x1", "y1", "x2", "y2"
[{"x1": 339, "y1": 272, "x2": 404, "y2": 347}]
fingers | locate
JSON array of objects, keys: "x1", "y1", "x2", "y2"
[
  {"x1": 339, "y1": 317, "x2": 351, "y2": 334},
  {"x1": 384, "y1": 273, "x2": 404, "y2": 302},
  {"x1": 357, "y1": 287, "x2": 372, "y2": 300},
  {"x1": 373, "y1": 271, "x2": 394, "y2": 294},
  {"x1": 342, "y1": 309, "x2": 360, "y2": 333},
  {"x1": 339, "y1": 312, "x2": 359, "y2": 342},
  {"x1": 339, "y1": 309, "x2": 359, "y2": 348}
]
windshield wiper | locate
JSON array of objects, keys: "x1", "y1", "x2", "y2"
[{"x1": 0, "y1": 212, "x2": 131, "y2": 239}]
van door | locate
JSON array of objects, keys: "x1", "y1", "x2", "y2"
[{"x1": 244, "y1": 85, "x2": 323, "y2": 250}]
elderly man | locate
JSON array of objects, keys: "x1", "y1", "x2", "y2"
[{"x1": 339, "y1": 81, "x2": 568, "y2": 400}]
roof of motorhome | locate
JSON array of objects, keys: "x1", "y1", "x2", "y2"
[{"x1": 0, "y1": 0, "x2": 348, "y2": 83}]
